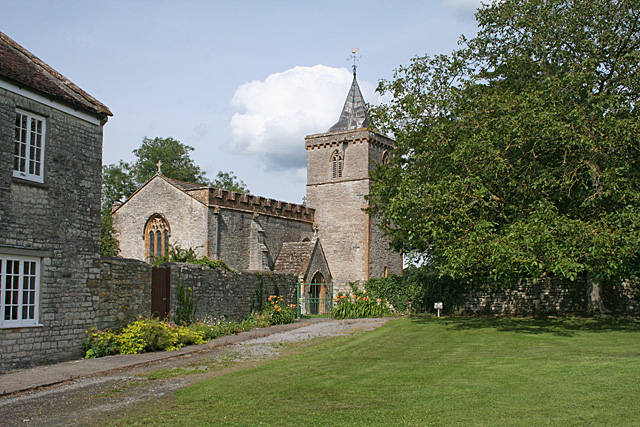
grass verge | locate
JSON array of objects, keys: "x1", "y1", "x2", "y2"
[{"x1": 108, "y1": 316, "x2": 640, "y2": 426}]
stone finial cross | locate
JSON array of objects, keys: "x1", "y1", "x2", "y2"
[{"x1": 156, "y1": 160, "x2": 163, "y2": 174}]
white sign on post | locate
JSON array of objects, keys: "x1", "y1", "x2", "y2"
[{"x1": 434, "y1": 302, "x2": 443, "y2": 317}]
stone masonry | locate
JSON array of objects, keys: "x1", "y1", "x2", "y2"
[
  {"x1": 167, "y1": 263, "x2": 298, "y2": 321},
  {"x1": 305, "y1": 128, "x2": 403, "y2": 293},
  {"x1": 0, "y1": 31, "x2": 112, "y2": 372}
]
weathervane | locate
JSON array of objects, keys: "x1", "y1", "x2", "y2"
[{"x1": 348, "y1": 48, "x2": 361, "y2": 76}]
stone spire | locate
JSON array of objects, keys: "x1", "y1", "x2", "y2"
[{"x1": 327, "y1": 71, "x2": 370, "y2": 132}]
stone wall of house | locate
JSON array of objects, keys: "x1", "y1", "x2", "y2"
[
  {"x1": 0, "y1": 88, "x2": 104, "y2": 373},
  {"x1": 167, "y1": 263, "x2": 297, "y2": 321},
  {"x1": 91, "y1": 257, "x2": 152, "y2": 330}
]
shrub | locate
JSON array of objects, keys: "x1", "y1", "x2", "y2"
[
  {"x1": 364, "y1": 266, "x2": 470, "y2": 315},
  {"x1": 85, "y1": 328, "x2": 120, "y2": 359},
  {"x1": 84, "y1": 317, "x2": 205, "y2": 358},
  {"x1": 332, "y1": 286, "x2": 390, "y2": 319},
  {"x1": 261, "y1": 295, "x2": 296, "y2": 325},
  {"x1": 153, "y1": 245, "x2": 231, "y2": 271}
]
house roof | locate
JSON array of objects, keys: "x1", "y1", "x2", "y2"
[
  {"x1": 327, "y1": 72, "x2": 369, "y2": 132},
  {"x1": 273, "y1": 241, "x2": 317, "y2": 276},
  {"x1": 0, "y1": 31, "x2": 112, "y2": 117}
]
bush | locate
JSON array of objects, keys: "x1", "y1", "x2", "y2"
[
  {"x1": 261, "y1": 295, "x2": 296, "y2": 325},
  {"x1": 85, "y1": 328, "x2": 119, "y2": 359},
  {"x1": 153, "y1": 245, "x2": 231, "y2": 271},
  {"x1": 364, "y1": 266, "x2": 470, "y2": 315},
  {"x1": 85, "y1": 296, "x2": 298, "y2": 359},
  {"x1": 85, "y1": 317, "x2": 205, "y2": 358},
  {"x1": 332, "y1": 285, "x2": 390, "y2": 319}
]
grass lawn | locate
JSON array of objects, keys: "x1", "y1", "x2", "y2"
[{"x1": 110, "y1": 316, "x2": 640, "y2": 426}]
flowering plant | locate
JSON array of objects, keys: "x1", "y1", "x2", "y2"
[{"x1": 262, "y1": 295, "x2": 296, "y2": 325}]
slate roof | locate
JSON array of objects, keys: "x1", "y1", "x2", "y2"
[
  {"x1": 273, "y1": 241, "x2": 317, "y2": 276},
  {"x1": 327, "y1": 73, "x2": 369, "y2": 132},
  {"x1": 167, "y1": 177, "x2": 206, "y2": 191},
  {"x1": 0, "y1": 31, "x2": 112, "y2": 117}
]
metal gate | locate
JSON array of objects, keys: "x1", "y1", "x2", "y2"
[
  {"x1": 297, "y1": 282, "x2": 333, "y2": 318},
  {"x1": 151, "y1": 266, "x2": 171, "y2": 318}
]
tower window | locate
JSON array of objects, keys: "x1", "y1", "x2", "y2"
[
  {"x1": 331, "y1": 150, "x2": 343, "y2": 179},
  {"x1": 145, "y1": 215, "x2": 170, "y2": 260},
  {"x1": 382, "y1": 150, "x2": 390, "y2": 165}
]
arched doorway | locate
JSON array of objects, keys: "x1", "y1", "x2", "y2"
[{"x1": 308, "y1": 272, "x2": 324, "y2": 315}]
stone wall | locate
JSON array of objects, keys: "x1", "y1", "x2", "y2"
[
  {"x1": 463, "y1": 276, "x2": 640, "y2": 316},
  {"x1": 212, "y1": 209, "x2": 313, "y2": 272},
  {"x1": 167, "y1": 263, "x2": 297, "y2": 321},
  {"x1": 0, "y1": 87, "x2": 105, "y2": 373},
  {"x1": 91, "y1": 257, "x2": 152, "y2": 330}
]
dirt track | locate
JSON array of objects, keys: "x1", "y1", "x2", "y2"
[{"x1": 0, "y1": 318, "x2": 388, "y2": 427}]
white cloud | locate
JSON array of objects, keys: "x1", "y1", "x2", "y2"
[{"x1": 229, "y1": 65, "x2": 380, "y2": 171}]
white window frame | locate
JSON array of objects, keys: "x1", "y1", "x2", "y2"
[
  {"x1": 13, "y1": 109, "x2": 46, "y2": 183},
  {"x1": 0, "y1": 255, "x2": 41, "y2": 328}
]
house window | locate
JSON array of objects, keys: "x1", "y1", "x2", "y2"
[
  {"x1": 331, "y1": 150, "x2": 343, "y2": 179},
  {"x1": 145, "y1": 215, "x2": 170, "y2": 260},
  {"x1": 0, "y1": 255, "x2": 40, "y2": 328},
  {"x1": 14, "y1": 110, "x2": 46, "y2": 183}
]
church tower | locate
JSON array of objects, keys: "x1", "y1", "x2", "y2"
[{"x1": 305, "y1": 70, "x2": 402, "y2": 292}]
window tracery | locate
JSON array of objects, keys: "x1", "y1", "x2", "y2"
[{"x1": 145, "y1": 215, "x2": 170, "y2": 260}]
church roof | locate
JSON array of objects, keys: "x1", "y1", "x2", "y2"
[
  {"x1": 327, "y1": 73, "x2": 370, "y2": 132},
  {"x1": 0, "y1": 31, "x2": 112, "y2": 118},
  {"x1": 273, "y1": 241, "x2": 317, "y2": 276},
  {"x1": 167, "y1": 177, "x2": 206, "y2": 191}
]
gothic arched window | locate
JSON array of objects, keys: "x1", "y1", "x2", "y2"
[
  {"x1": 331, "y1": 150, "x2": 343, "y2": 179},
  {"x1": 145, "y1": 215, "x2": 170, "y2": 260},
  {"x1": 381, "y1": 150, "x2": 390, "y2": 165}
]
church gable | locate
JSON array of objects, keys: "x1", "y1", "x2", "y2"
[{"x1": 112, "y1": 175, "x2": 210, "y2": 262}]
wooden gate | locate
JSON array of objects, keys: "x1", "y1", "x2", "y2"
[{"x1": 151, "y1": 266, "x2": 171, "y2": 318}]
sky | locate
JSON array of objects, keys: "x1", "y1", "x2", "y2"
[{"x1": 1, "y1": 0, "x2": 482, "y2": 204}]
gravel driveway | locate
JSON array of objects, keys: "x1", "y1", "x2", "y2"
[{"x1": 0, "y1": 318, "x2": 389, "y2": 427}]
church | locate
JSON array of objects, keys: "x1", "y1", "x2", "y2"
[{"x1": 112, "y1": 71, "x2": 403, "y2": 293}]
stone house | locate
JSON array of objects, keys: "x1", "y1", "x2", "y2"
[
  {"x1": 113, "y1": 70, "x2": 402, "y2": 294},
  {"x1": 0, "y1": 31, "x2": 112, "y2": 371}
]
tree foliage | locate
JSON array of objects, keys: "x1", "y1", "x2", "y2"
[
  {"x1": 131, "y1": 137, "x2": 211, "y2": 185},
  {"x1": 100, "y1": 136, "x2": 249, "y2": 256},
  {"x1": 369, "y1": 0, "x2": 640, "y2": 299},
  {"x1": 102, "y1": 136, "x2": 249, "y2": 210}
]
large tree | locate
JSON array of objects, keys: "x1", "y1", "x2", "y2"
[
  {"x1": 369, "y1": 0, "x2": 640, "y2": 310},
  {"x1": 100, "y1": 136, "x2": 248, "y2": 256}
]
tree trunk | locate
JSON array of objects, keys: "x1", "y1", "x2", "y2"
[{"x1": 587, "y1": 273, "x2": 610, "y2": 314}]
